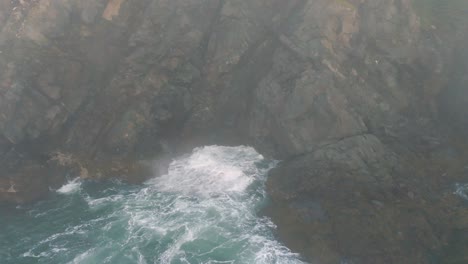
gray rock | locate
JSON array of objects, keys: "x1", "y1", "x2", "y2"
[{"x1": 1, "y1": 0, "x2": 468, "y2": 262}]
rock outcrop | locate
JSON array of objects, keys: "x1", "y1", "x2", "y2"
[
  {"x1": 266, "y1": 133, "x2": 468, "y2": 263},
  {"x1": 1, "y1": 0, "x2": 467, "y2": 263}
]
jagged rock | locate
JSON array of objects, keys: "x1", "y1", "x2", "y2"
[
  {"x1": 0, "y1": 163, "x2": 49, "y2": 204},
  {"x1": 0, "y1": 0, "x2": 458, "y2": 158},
  {"x1": 1, "y1": 0, "x2": 468, "y2": 262},
  {"x1": 265, "y1": 134, "x2": 468, "y2": 263}
]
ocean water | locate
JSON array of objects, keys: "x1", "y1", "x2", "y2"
[{"x1": 0, "y1": 146, "x2": 306, "y2": 264}]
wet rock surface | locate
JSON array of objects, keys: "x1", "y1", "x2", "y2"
[
  {"x1": 265, "y1": 133, "x2": 468, "y2": 263},
  {"x1": 1, "y1": 0, "x2": 468, "y2": 263}
]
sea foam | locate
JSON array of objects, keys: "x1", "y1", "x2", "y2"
[
  {"x1": 56, "y1": 178, "x2": 82, "y2": 194},
  {"x1": 5, "y1": 146, "x2": 305, "y2": 264}
]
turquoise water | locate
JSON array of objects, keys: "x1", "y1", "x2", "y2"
[{"x1": 0, "y1": 146, "x2": 306, "y2": 264}]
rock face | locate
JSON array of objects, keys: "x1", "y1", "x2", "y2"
[
  {"x1": 1, "y1": 0, "x2": 468, "y2": 262},
  {"x1": 266, "y1": 134, "x2": 468, "y2": 263}
]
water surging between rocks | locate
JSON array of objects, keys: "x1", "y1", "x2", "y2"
[{"x1": 0, "y1": 146, "x2": 305, "y2": 264}]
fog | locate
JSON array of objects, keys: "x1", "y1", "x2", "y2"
[{"x1": 1, "y1": 1, "x2": 468, "y2": 263}]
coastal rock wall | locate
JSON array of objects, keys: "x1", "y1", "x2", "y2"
[
  {"x1": 0, "y1": 0, "x2": 454, "y2": 161},
  {"x1": 1, "y1": 0, "x2": 467, "y2": 262}
]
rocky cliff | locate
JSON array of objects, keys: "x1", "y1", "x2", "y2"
[{"x1": 1, "y1": 0, "x2": 467, "y2": 263}]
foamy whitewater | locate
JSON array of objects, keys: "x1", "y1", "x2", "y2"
[
  {"x1": 0, "y1": 146, "x2": 306, "y2": 264},
  {"x1": 56, "y1": 178, "x2": 82, "y2": 194},
  {"x1": 455, "y1": 183, "x2": 468, "y2": 201}
]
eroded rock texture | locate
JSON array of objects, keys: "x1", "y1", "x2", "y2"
[{"x1": 0, "y1": 0, "x2": 467, "y2": 262}]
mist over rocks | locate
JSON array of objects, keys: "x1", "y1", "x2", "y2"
[{"x1": 1, "y1": 0, "x2": 468, "y2": 262}]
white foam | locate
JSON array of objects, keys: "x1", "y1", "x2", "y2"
[
  {"x1": 148, "y1": 146, "x2": 262, "y2": 197},
  {"x1": 85, "y1": 194, "x2": 125, "y2": 210},
  {"x1": 455, "y1": 183, "x2": 468, "y2": 200},
  {"x1": 158, "y1": 226, "x2": 196, "y2": 264},
  {"x1": 129, "y1": 145, "x2": 305, "y2": 264},
  {"x1": 251, "y1": 235, "x2": 303, "y2": 264},
  {"x1": 18, "y1": 145, "x2": 304, "y2": 264},
  {"x1": 57, "y1": 178, "x2": 82, "y2": 194},
  {"x1": 68, "y1": 249, "x2": 95, "y2": 264}
]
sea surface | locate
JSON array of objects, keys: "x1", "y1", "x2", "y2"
[{"x1": 0, "y1": 146, "x2": 306, "y2": 264}]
